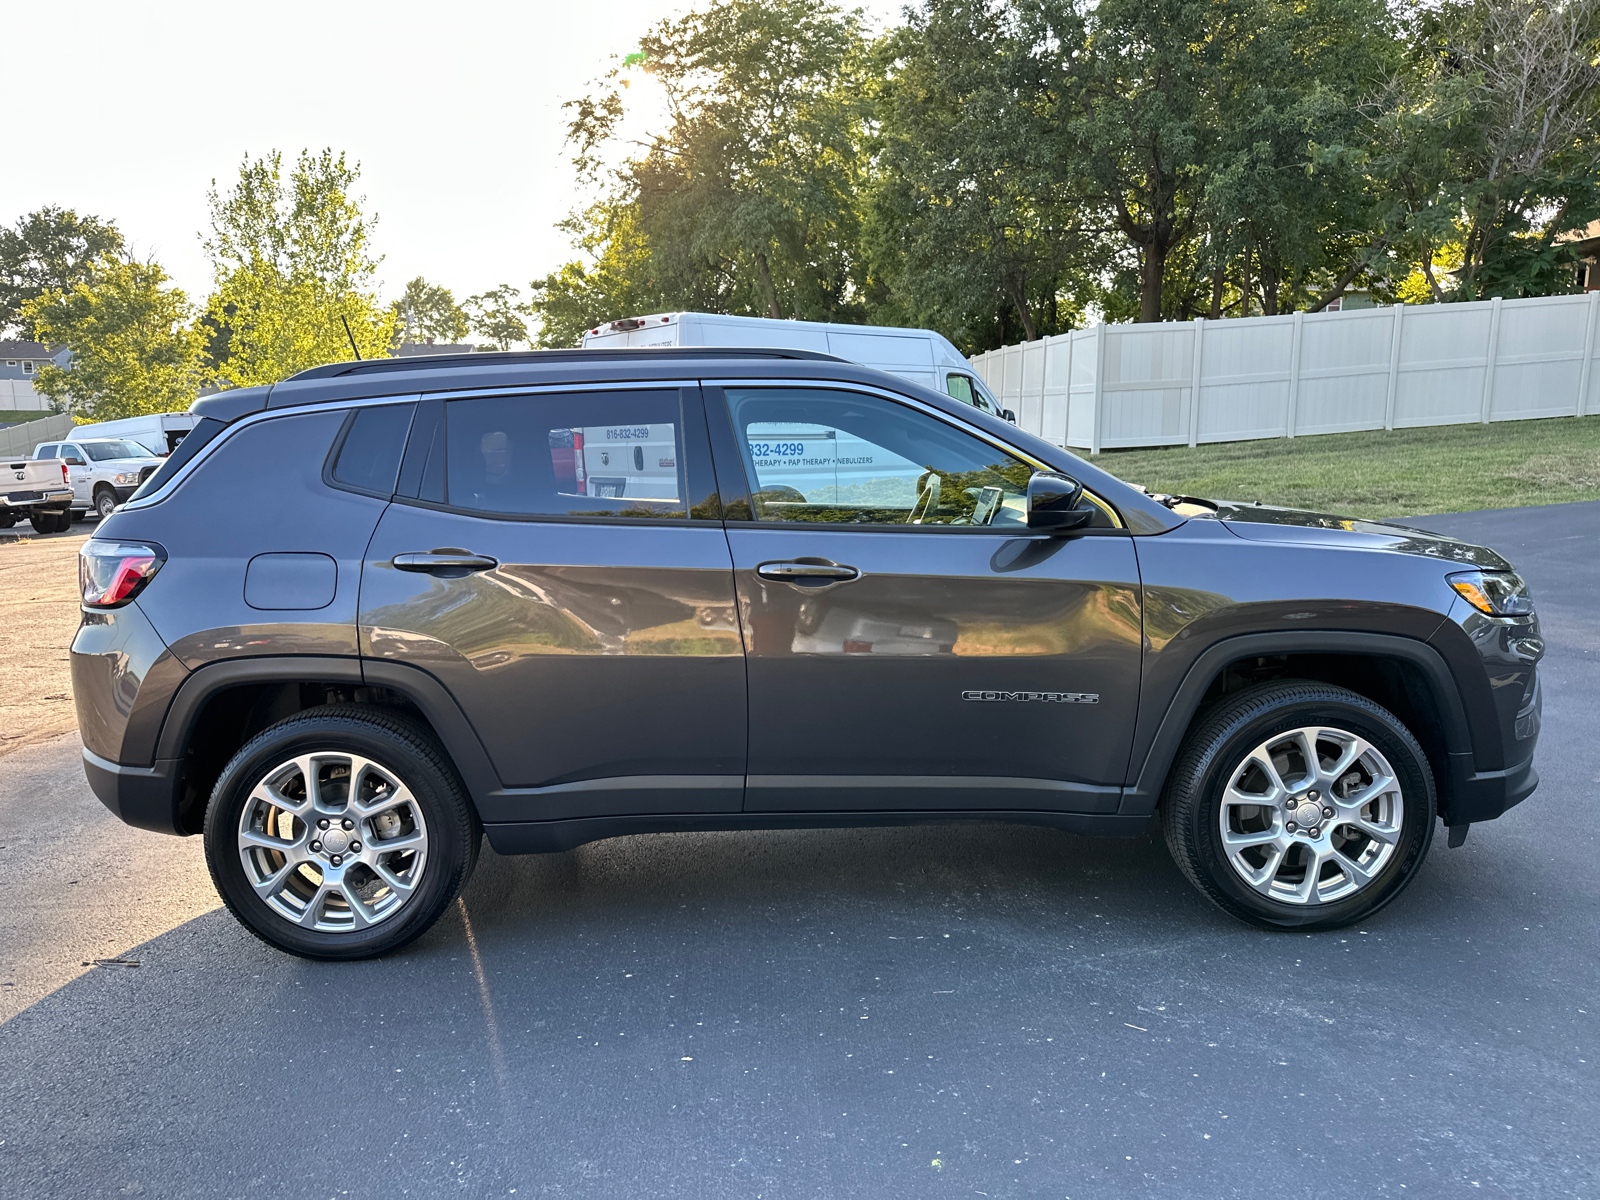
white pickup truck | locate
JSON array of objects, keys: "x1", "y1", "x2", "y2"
[
  {"x1": 31, "y1": 437, "x2": 163, "y2": 521},
  {"x1": 1, "y1": 455, "x2": 74, "y2": 533}
]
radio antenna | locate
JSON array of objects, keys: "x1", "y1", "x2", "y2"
[{"x1": 340, "y1": 315, "x2": 361, "y2": 360}]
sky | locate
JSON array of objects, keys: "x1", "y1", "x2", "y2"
[{"x1": 2, "y1": 0, "x2": 908, "y2": 317}]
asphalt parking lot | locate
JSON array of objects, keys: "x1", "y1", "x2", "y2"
[{"x1": 0, "y1": 502, "x2": 1595, "y2": 1199}]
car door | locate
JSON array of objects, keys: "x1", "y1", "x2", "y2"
[
  {"x1": 705, "y1": 383, "x2": 1142, "y2": 814},
  {"x1": 60, "y1": 443, "x2": 92, "y2": 505},
  {"x1": 359, "y1": 384, "x2": 747, "y2": 823}
]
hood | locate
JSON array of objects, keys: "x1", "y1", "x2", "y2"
[
  {"x1": 1211, "y1": 501, "x2": 1513, "y2": 570},
  {"x1": 99, "y1": 456, "x2": 161, "y2": 469}
]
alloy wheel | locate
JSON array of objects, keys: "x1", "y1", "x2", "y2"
[
  {"x1": 236, "y1": 751, "x2": 429, "y2": 932},
  {"x1": 1217, "y1": 725, "x2": 1404, "y2": 905}
]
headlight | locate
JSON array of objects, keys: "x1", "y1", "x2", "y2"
[
  {"x1": 114, "y1": 471, "x2": 140, "y2": 486},
  {"x1": 1448, "y1": 570, "x2": 1534, "y2": 617}
]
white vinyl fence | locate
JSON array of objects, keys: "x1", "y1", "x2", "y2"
[
  {"x1": 0, "y1": 413, "x2": 76, "y2": 457},
  {"x1": 970, "y1": 291, "x2": 1600, "y2": 452}
]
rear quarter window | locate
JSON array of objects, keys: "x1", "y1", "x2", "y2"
[{"x1": 329, "y1": 404, "x2": 416, "y2": 496}]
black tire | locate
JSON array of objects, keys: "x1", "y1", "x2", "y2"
[
  {"x1": 1161, "y1": 681, "x2": 1436, "y2": 931},
  {"x1": 29, "y1": 510, "x2": 58, "y2": 534},
  {"x1": 204, "y1": 705, "x2": 481, "y2": 960},
  {"x1": 71, "y1": 509, "x2": 85, "y2": 523},
  {"x1": 93, "y1": 488, "x2": 118, "y2": 520},
  {"x1": 0, "y1": 513, "x2": 14, "y2": 528}
]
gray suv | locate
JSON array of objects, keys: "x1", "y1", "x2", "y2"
[{"x1": 71, "y1": 349, "x2": 1543, "y2": 959}]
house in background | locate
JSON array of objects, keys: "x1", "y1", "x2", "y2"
[
  {"x1": 0, "y1": 341, "x2": 71, "y2": 408},
  {"x1": 1562, "y1": 220, "x2": 1600, "y2": 291}
]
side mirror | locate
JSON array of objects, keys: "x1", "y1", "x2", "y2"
[
  {"x1": 64, "y1": 457, "x2": 85, "y2": 466},
  {"x1": 1026, "y1": 471, "x2": 1093, "y2": 534},
  {"x1": 1003, "y1": 409, "x2": 1017, "y2": 424}
]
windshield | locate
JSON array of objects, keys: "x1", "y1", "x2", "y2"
[{"x1": 82, "y1": 440, "x2": 149, "y2": 461}]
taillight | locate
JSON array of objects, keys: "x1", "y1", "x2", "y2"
[
  {"x1": 61, "y1": 463, "x2": 69, "y2": 485},
  {"x1": 79, "y1": 539, "x2": 165, "y2": 608},
  {"x1": 573, "y1": 431, "x2": 587, "y2": 495}
]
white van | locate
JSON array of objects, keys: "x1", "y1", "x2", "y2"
[
  {"x1": 581, "y1": 312, "x2": 1014, "y2": 422},
  {"x1": 72, "y1": 412, "x2": 197, "y2": 457}
]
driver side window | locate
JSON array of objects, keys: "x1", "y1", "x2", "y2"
[{"x1": 724, "y1": 387, "x2": 1032, "y2": 528}]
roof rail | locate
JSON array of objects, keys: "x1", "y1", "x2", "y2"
[{"x1": 288, "y1": 345, "x2": 846, "y2": 381}]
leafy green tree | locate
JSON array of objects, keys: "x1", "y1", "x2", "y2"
[
  {"x1": 203, "y1": 149, "x2": 395, "y2": 386},
  {"x1": 1434, "y1": 0, "x2": 1600, "y2": 298},
  {"x1": 866, "y1": 1, "x2": 1089, "y2": 347},
  {"x1": 564, "y1": 0, "x2": 874, "y2": 323},
  {"x1": 0, "y1": 207, "x2": 124, "y2": 340},
  {"x1": 529, "y1": 201, "x2": 664, "y2": 347},
  {"x1": 393, "y1": 276, "x2": 470, "y2": 344},
  {"x1": 464, "y1": 284, "x2": 530, "y2": 350},
  {"x1": 22, "y1": 255, "x2": 205, "y2": 419}
]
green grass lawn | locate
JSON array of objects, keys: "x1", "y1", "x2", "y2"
[
  {"x1": 0, "y1": 410, "x2": 53, "y2": 426},
  {"x1": 1092, "y1": 416, "x2": 1600, "y2": 519}
]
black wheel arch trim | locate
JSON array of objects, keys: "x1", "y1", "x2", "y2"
[
  {"x1": 131, "y1": 655, "x2": 505, "y2": 834},
  {"x1": 1121, "y1": 630, "x2": 1481, "y2": 819}
]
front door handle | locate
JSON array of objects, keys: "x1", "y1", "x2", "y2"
[
  {"x1": 392, "y1": 551, "x2": 499, "y2": 573},
  {"x1": 755, "y1": 559, "x2": 861, "y2": 584}
]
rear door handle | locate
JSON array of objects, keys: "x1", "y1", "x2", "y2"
[
  {"x1": 392, "y1": 551, "x2": 499, "y2": 573},
  {"x1": 755, "y1": 559, "x2": 861, "y2": 583}
]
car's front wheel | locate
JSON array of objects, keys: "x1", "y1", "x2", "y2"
[
  {"x1": 204, "y1": 705, "x2": 480, "y2": 959},
  {"x1": 1161, "y1": 681, "x2": 1435, "y2": 931},
  {"x1": 94, "y1": 488, "x2": 118, "y2": 520}
]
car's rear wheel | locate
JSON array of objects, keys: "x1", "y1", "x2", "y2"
[
  {"x1": 1161, "y1": 681, "x2": 1435, "y2": 931},
  {"x1": 204, "y1": 705, "x2": 480, "y2": 960},
  {"x1": 29, "y1": 510, "x2": 65, "y2": 534},
  {"x1": 0, "y1": 512, "x2": 14, "y2": 528}
]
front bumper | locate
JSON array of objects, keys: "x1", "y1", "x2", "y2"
[{"x1": 1445, "y1": 750, "x2": 1539, "y2": 825}]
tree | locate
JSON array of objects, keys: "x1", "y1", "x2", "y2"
[
  {"x1": 0, "y1": 207, "x2": 124, "y2": 340},
  {"x1": 865, "y1": 1, "x2": 1090, "y2": 347},
  {"x1": 464, "y1": 284, "x2": 530, "y2": 350},
  {"x1": 393, "y1": 276, "x2": 469, "y2": 344},
  {"x1": 1444, "y1": 0, "x2": 1600, "y2": 297},
  {"x1": 22, "y1": 255, "x2": 205, "y2": 420},
  {"x1": 562, "y1": 0, "x2": 874, "y2": 323},
  {"x1": 529, "y1": 200, "x2": 663, "y2": 347},
  {"x1": 1350, "y1": 0, "x2": 1600, "y2": 304},
  {"x1": 203, "y1": 149, "x2": 395, "y2": 387}
]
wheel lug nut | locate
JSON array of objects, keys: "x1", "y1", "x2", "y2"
[
  {"x1": 318, "y1": 819, "x2": 329, "y2": 830},
  {"x1": 1308, "y1": 790, "x2": 1319, "y2": 801},
  {"x1": 331, "y1": 855, "x2": 343, "y2": 866},
  {"x1": 350, "y1": 841, "x2": 361, "y2": 852},
  {"x1": 1286, "y1": 821, "x2": 1297, "y2": 832},
  {"x1": 342, "y1": 819, "x2": 354, "y2": 830},
  {"x1": 1309, "y1": 826, "x2": 1321, "y2": 838},
  {"x1": 310, "y1": 840, "x2": 322, "y2": 852},
  {"x1": 1323, "y1": 807, "x2": 1334, "y2": 819}
]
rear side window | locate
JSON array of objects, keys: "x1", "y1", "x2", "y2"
[
  {"x1": 442, "y1": 390, "x2": 688, "y2": 519},
  {"x1": 331, "y1": 404, "x2": 415, "y2": 496},
  {"x1": 34, "y1": 444, "x2": 57, "y2": 459}
]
